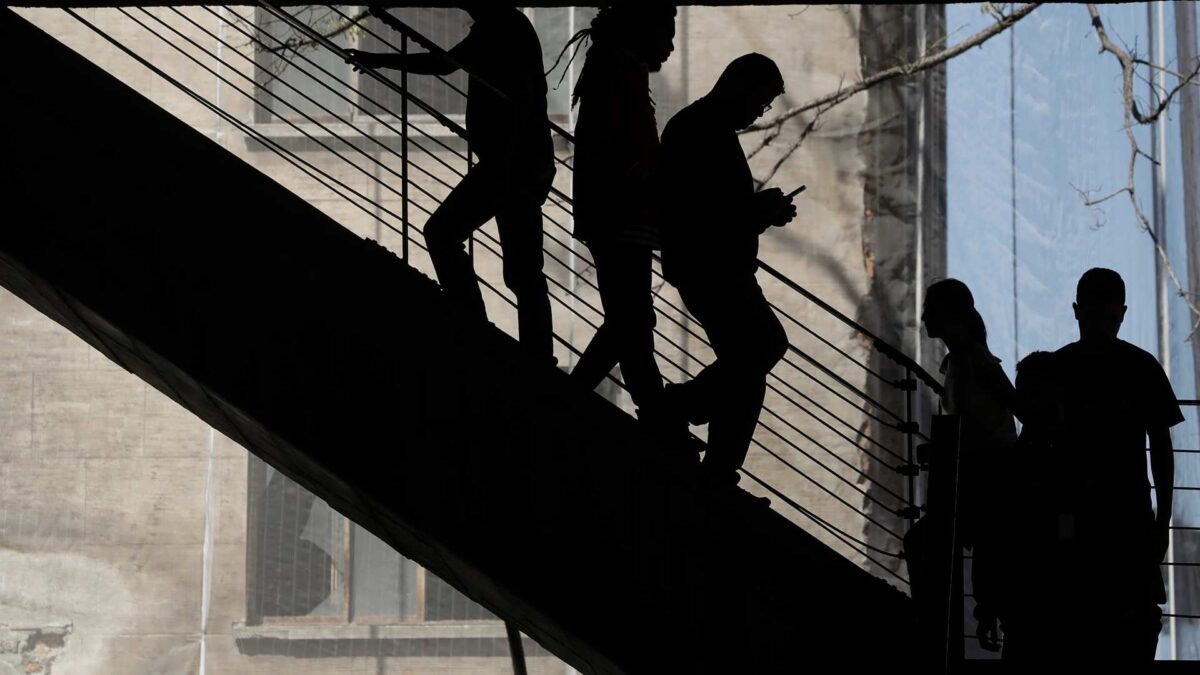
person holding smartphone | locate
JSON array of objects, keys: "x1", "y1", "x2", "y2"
[{"x1": 657, "y1": 53, "x2": 797, "y2": 486}]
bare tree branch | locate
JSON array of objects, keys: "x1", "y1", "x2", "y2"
[
  {"x1": 741, "y1": 4, "x2": 1038, "y2": 190},
  {"x1": 1072, "y1": 183, "x2": 1129, "y2": 209},
  {"x1": 260, "y1": 8, "x2": 367, "y2": 56},
  {"x1": 1083, "y1": 3, "x2": 1200, "y2": 339},
  {"x1": 740, "y1": 2, "x2": 1041, "y2": 135},
  {"x1": 1133, "y1": 57, "x2": 1200, "y2": 83},
  {"x1": 753, "y1": 107, "x2": 826, "y2": 190}
]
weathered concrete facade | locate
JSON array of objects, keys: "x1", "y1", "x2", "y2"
[{"x1": 2, "y1": 5, "x2": 941, "y2": 673}]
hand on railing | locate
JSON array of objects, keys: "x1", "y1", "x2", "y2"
[{"x1": 343, "y1": 49, "x2": 387, "y2": 73}]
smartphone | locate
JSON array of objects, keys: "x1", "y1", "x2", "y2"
[{"x1": 786, "y1": 185, "x2": 807, "y2": 198}]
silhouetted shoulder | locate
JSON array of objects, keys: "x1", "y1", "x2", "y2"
[
  {"x1": 661, "y1": 99, "x2": 711, "y2": 147},
  {"x1": 1056, "y1": 338, "x2": 1156, "y2": 367},
  {"x1": 1055, "y1": 338, "x2": 1184, "y2": 430}
]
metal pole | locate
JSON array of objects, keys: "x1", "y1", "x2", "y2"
[
  {"x1": 1150, "y1": 1, "x2": 1171, "y2": 376},
  {"x1": 1174, "y1": 1, "x2": 1200, "y2": 659},
  {"x1": 1147, "y1": 3, "x2": 1174, "y2": 657},
  {"x1": 467, "y1": 87, "x2": 474, "y2": 264},
  {"x1": 914, "y1": 4, "x2": 926, "y2": 370},
  {"x1": 566, "y1": 6, "x2": 578, "y2": 367},
  {"x1": 505, "y1": 622, "x2": 529, "y2": 675},
  {"x1": 906, "y1": 366, "x2": 916, "y2": 522},
  {"x1": 401, "y1": 32, "x2": 409, "y2": 261}
]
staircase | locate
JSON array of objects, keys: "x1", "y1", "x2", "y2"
[{"x1": 0, "y1": 7, "x2": 934, "y2": 672}]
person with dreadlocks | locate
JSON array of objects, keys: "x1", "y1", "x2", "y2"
[{"x1": 564, "y1": 3, "x2": 679, "y2": 438}]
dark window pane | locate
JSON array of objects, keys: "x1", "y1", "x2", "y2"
[
  {"x1": 252, "y1": 464, "x2": 347, "y2": 619},
  {"x1": 255, "y1": 6, "x2": 354, "y2": 122},
  {"x1": 424, "y1": 571, "x2": 497, "y2": 621}
]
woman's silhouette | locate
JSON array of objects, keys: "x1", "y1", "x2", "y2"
[{"x1": 908, "y1": 278, "x2": 1017, "y2": 653}]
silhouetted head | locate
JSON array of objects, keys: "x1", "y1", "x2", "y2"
[
  {"x1": 588, "y1": 2, "x2": 677, "y2": 72},
  {"x1": 1073, "y1": 268, "x2": 1126, "y2": 341},
  {"x1": 1015, "y1": 351, "x2": 1062, "y2": 427},
  {"x1": 922, "y1": 279, "x2": 988, "y2": 350},
  {"x1": 707, "y1": 53, "x2": 785, "y2": 130}
]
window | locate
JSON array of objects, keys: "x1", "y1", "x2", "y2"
[
  {"x1": 246, "y1": 457, "x2": 495, "y2": 624},
  {"x1": 253, "y1": 6, "x2": 355, "y2": 124},
  {"x1": 356, "y1": 8, "x2": 470, "y2": 118},
  {"x1": 252, "y1": 6, "x2": 594, "y2": 127}
]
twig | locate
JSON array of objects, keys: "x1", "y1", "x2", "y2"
[
  {"x1": 742, "y1": 4, "x2": 1038, "y2": 188},
  {"x1": 753, "y1": 108, "x2": 825, "y2": 190},
  {"x1": 1084, "y1": 4, "x2": 1200, "y2": 339},
  {"x1": 740, "y1": 3, "x2": 1041, "y2": 135}
]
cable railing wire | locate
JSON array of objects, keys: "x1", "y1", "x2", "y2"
[
  {"x1": 261, "y1": 2, "x2": 595, "y2": 250},
  {"x1": 214, "y1": 5, "x2": 470, "y2": 188},
  {"x1": 121, "y1": 7, "x2": 433, "y2": 233},
  {"x1": 740, "y1": 470, "x2": 910, "y2": 585},
  {"x1": 74, "y1": 9, "x2": 426, "y2": 257}
]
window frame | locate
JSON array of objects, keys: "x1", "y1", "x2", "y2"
[
  {"x1": 244, "y1": 456, "x2": 497, "y2": 628},
  {"x1": 248, "y1": 6, "x2": 588, "y2": 136}
]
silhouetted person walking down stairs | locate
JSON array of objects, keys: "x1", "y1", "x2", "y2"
[
  {"x1": 565, "y1": 2, "x2": 677, "y2": 429},
  {"x1": 346, "y1": 4, "x2": 555, "y2": 358},
  {"x1": 658, "y1": 54, "x2": 797, "y2": 485},
  {"x1": 1050, "y1": 268, "x2": 1183, "y2": 663},
  {"x1": 905, "y1": 279, "x2": 1016, "y2": 655},
  {"x1": 983, "y1": 350, "x2": 1074, "y2": 661}
]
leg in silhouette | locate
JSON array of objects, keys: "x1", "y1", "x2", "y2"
[
  {"x1": 678, "y1": 278, "x2": 786, "y2": 483},
  {"x1": 424, "y1": 166, "x2": 498, "y2": 323},
  {"x1": 572, "y1": 240, "x2": 662, "y2": 409},
  {"x1": 571, "y1": 322, "x2": 619, "y2": 390},
  {"x1": 496, "y1": 181, "x2": 553, "y2": 359}
]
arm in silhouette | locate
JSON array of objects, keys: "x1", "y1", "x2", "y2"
[
  {"x1": 981, "y1": 357, "x2": 1017, "y2": 413},
  {"x1": 345, "y1": 4, "x2": 459, "y2": 75},
  {"x1": 345, "y1": 6, "x2": 471, "y2": 77},
  {"x1": 1149, "y1": 425, "x2": 1174, "y2": 561},
  {"x1": 344, "y1": 50, "x2": 457, "y2": 76}
]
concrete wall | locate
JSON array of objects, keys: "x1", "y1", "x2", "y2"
[{"x1": 2, "y1": 5, "x2": 935, "y2": 672}]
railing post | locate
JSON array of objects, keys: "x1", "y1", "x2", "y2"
[
  {"x1": 912, "y1": 414, "x2": 963, "y2": 673},
  {"x1": 466, "y1": 102, "x2": 473, "y2": 265},
  {"x1": 905, "y1": 366, "x2": 916, "y2": 517},
  {"x1": 505, "y1": 621, "x2": 528, "y2": 675},
  {"x1": 400, "y1": 31, "x2": 409, "y2": 262}
]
